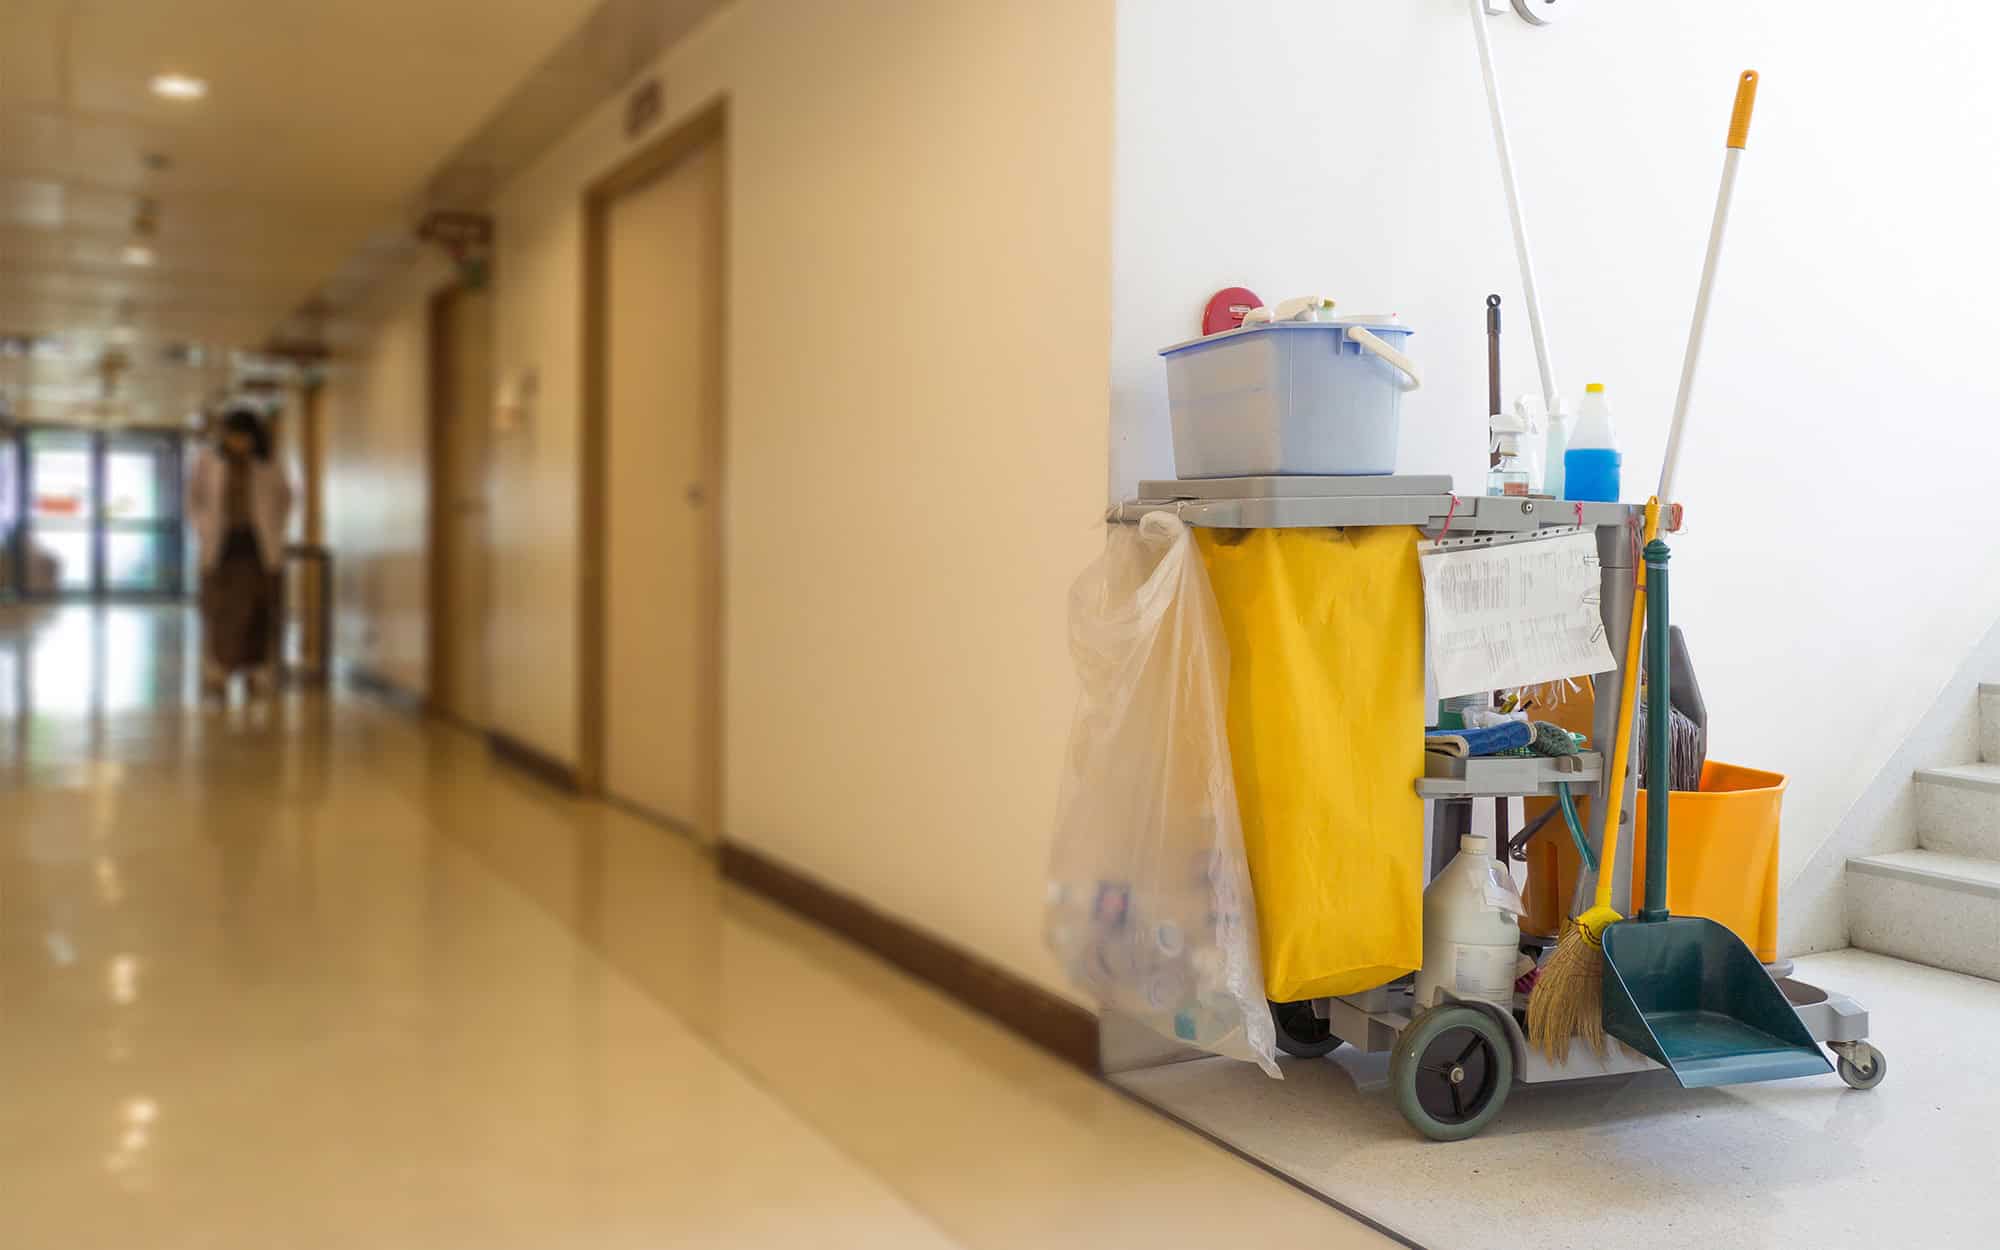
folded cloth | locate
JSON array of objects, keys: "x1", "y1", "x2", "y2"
[
  {"x1": 1492, "y1": 721, "x2": 1587, "y2": 759},
  {"x1": 1425, "y1": 720, "x2": 1534, "y2": 757}
]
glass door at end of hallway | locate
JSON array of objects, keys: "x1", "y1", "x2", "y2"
[
  {"x1": 16, "y1": 428, "x2": 187, "y2": 598},
  {"x1": 103, "y1": 432, "x2": 184, "y2": 594}
]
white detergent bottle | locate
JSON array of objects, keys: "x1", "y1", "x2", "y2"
[{"x1": 1413, "y1": 833, "x2": 1522, "y2": 1010}]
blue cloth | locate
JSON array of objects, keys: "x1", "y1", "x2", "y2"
[{"x1": 1424, "y1": 721, "x2": 1534, "y2": 757}]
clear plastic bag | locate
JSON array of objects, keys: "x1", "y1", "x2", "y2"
[{"x1": 1045, "y1": 513, "x2": 1280, "y2": 1077}]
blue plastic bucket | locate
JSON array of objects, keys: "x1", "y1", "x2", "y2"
[{"x1": 1159, "y1": 320, "x2": 1418, "y2": 478}]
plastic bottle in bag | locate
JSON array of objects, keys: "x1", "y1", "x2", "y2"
[{"x1": 1045, "y1": 513, "x2": 1280, "y2": 1076}]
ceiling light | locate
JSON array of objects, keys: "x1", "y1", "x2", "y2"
[
  {"x1": 121, "y1": 244, "x2": 155, "y2": 267},
  {"x1": 149, "y1": 73, "x2": 208, "y2": 101}
]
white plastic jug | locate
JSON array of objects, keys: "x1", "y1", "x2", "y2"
[{"x1": 1413, "y1": 833, "x2": 1522, "y2": 1010}]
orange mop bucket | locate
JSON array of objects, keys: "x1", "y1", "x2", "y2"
[
  {"x1": 1526, "y1": 759, "x2": 1785, "y2": 964},
  {"x1": 1630, "y1": 760, "x2": 1785, "y2": 964}
]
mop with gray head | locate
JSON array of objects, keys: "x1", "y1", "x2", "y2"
[{"x1": 1635, "y1": 625, "x2": 1708, "y2": 791}]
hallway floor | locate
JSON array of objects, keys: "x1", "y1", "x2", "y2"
[
  {"x1": 0, "y1": 604, "x2": 1393, "y2": 1249},
  {"x1": 1117, "y1": 946, "x2": 2000, "y2": 1250}
]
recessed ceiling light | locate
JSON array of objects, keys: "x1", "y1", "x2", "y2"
[
  {"x1": 121, "y1": 244, "x2": 156, "y2": 267},
  {"x1": 149, "y1": 73, "x2": 208, "y2": 101}
]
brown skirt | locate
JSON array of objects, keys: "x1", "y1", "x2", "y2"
[{"x1": 202, "y1": 528, "x2": 279, "y2": 671}]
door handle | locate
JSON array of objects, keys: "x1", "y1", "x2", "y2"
[{"x1": 684, "y1": 484, "x2": 706, "y2": 507}]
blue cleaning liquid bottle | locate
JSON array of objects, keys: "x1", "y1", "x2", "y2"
[{"x1": 1563, "y1": 382, "x2": 1622, "y2": 502}]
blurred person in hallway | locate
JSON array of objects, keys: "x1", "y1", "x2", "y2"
[{"x1": 186, "y1": 405, "x2": 293, "y2": 698}]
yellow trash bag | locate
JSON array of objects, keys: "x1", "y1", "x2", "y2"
[{"x1": 1197, "y1": 526, "x2": 1427, "y2": 1002}]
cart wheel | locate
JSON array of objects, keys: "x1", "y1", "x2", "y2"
[
  {"x1": 1269, "y1": 999, "x2": 1345, "y2": 1058},
  {"x1": 1389, "y1": 1005, "x2": 1513, "y2": 1141},
  {"x1": 1836, "y1": 1042, "x2": 1887, "y2": 1090}
]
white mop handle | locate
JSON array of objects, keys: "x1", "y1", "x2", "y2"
[
  {"x1": 1470, "y1": 0, "x2": 1558, "y2": 418},
  {"x1": 1657, "y1": 153, "x2": 1738, "y2": 512},
  {"x1": 1659, "y1": 70, "x2": 1759, "y2": 514}
]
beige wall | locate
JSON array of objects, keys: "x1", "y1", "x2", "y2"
[
  {"x1": 469, "y1": 0, "x2": 1114, "y2": 997},
  {"x1": 325, "y1": 258, "x2": 452, "y2": 696},
  {"x1": 311, "y1": 0, "x2": 2000, "y2": 997}
]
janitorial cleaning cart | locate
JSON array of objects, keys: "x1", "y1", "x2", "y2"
[
  {"x1": 1109, "y1": 479, "x2": 1881, "y2": 1139},
  {"x1": 1050, "y1": 59, "x2": 1885, "y2": 1142}
]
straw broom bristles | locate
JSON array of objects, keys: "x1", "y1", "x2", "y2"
[{"x1": 1526, "y1": 915, "x2": 1609, "y2": 1063}]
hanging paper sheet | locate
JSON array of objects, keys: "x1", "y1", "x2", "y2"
[{"x1": 1420, "y1": 525, "x2": 1615, "y2": 699}]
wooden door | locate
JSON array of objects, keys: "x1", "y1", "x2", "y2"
[
  {"x1": 430, "y1": 285, "x2": 493, "y2": 725},
  {"x1": 600, "y1": 137, "x2": 723, "y2": 832}
]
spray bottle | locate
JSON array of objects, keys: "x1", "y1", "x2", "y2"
[
  {"x1": 1541, "y1": 398, "x2": 1572, "y2": 498},
  {"x1": 1484, "y1": 296, "x2": 1532, "y2": 497}
]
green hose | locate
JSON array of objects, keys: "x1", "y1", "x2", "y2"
[{"x1": 1556, "y1": 781, "x2": 1597, "y2": 873}]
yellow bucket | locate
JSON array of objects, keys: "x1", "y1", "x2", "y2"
[
  {"x1": 1526, "y1": 760, "x2": 1785, "y2": 964},
  {"x1": 1631, "y1": 761, "x2": 1786, "y2": 964}
]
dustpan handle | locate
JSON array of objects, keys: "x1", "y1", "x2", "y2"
[{"x1": 1640, "y1": 537, "x2": 1673, "y2": 922}]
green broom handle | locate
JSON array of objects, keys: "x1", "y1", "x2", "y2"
[{"x1": 1641, "y1": 537, "x2": 1673, "y2": 921}]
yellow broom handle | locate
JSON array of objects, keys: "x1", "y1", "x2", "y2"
[
  {"x1": 1728, "y1": 69, "x2": 1759, "y2": 150},
  {"x1": 1592, "y1": 499, "x2": 1661, "y2": 912}
]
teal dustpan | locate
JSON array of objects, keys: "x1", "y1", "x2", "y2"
[{"x1": 1599, "y1": 538, "x2": 1831, "y2": 1089}]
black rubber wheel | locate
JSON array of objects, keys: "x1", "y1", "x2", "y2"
[
  {"x1": 1836, "y1": 1042, "x2": 1886, "y2": 1090},
  {"x1": 1389, "y1": 1005, "x2": 1513, "y2": 1141},
  {"x1": 1269, "y1": 999, "x2": 1344, "y2": 1059}
]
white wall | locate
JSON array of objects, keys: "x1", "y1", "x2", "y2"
[
  {"x1": 1113, "y1": 1, "x2": 2000, "y2": 929},
  {"x1": 325, "y1": 257, "x2": 453, "y2": 695},
  {"x1": 485, "y1": 162, "x2": 584, "y2": 756},
  {"x1": 1784, "y1": 615, "x2": 2000, "y2": 954},
  {"x1": 479, "y1": 0, "x2": 1114, "y2": 997}
]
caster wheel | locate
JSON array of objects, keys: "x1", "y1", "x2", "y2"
[
  {"x1": 1389, "y1": 1005, "x2": 1513, "y2": 1141},
  {"x1": 1269, "y1": 999, "x2": 1344, "y2": 1059},
  {"x1": 1836, "y1": 1042, "x2": 1886, "y2": 1090}
]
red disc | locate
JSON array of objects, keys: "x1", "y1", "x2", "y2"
[{"x1": 1201, "y1": 287, "x2": 1262, "y2": 336}]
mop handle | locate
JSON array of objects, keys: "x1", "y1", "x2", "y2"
[
  {"x1": 1469, "y1": 0, "x2": 1559, "y2": 419},
  {"x1": 1658, "y1": 70, "x2": 1759, "y2": 516}
]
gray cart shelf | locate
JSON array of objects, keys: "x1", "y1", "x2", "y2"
[
  {"x1": 1420, "y1": 751, "x2": 1602, "y2": 798},
  {"x1": 1100, "y1": 474, "x2": 1877, "y2": 1119}
]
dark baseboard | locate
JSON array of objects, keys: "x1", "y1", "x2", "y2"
[
  {"x1": 344, "y1": 664, "x2": 427, "y2": 716},
  {"x1": 718, "y1": 841, "x2": 1099, "y2": 1073},
  {"x1": 486, "y1": 730, "x2": 583, "y2": 794}
]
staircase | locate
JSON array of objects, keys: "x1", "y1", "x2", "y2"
[{"x1": 1847, "y1": 683, "x2": 2000, "y2": 980}]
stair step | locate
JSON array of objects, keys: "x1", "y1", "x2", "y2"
[
  {"x1": 1914, "y1": 762, "x2": 2000, "y2": 858},
  {"x1": 1982, "y1": 683, "x2": 2000, "y2": 765},
  {"x1": 1847, "y1": 850, "x2": 2000, "y2": 981}
]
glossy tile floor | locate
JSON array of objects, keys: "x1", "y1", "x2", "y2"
[
  {"x1": 0, "y1": 604, "x2": 1395, "y2": 1250},
  {"x1": 1118, "y1": 951, "x2": 2000, "y2": 1248}
]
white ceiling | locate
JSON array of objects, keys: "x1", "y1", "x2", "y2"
[{"x1": 0, "y1": 0, "x2": 607, "y2": 425}]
